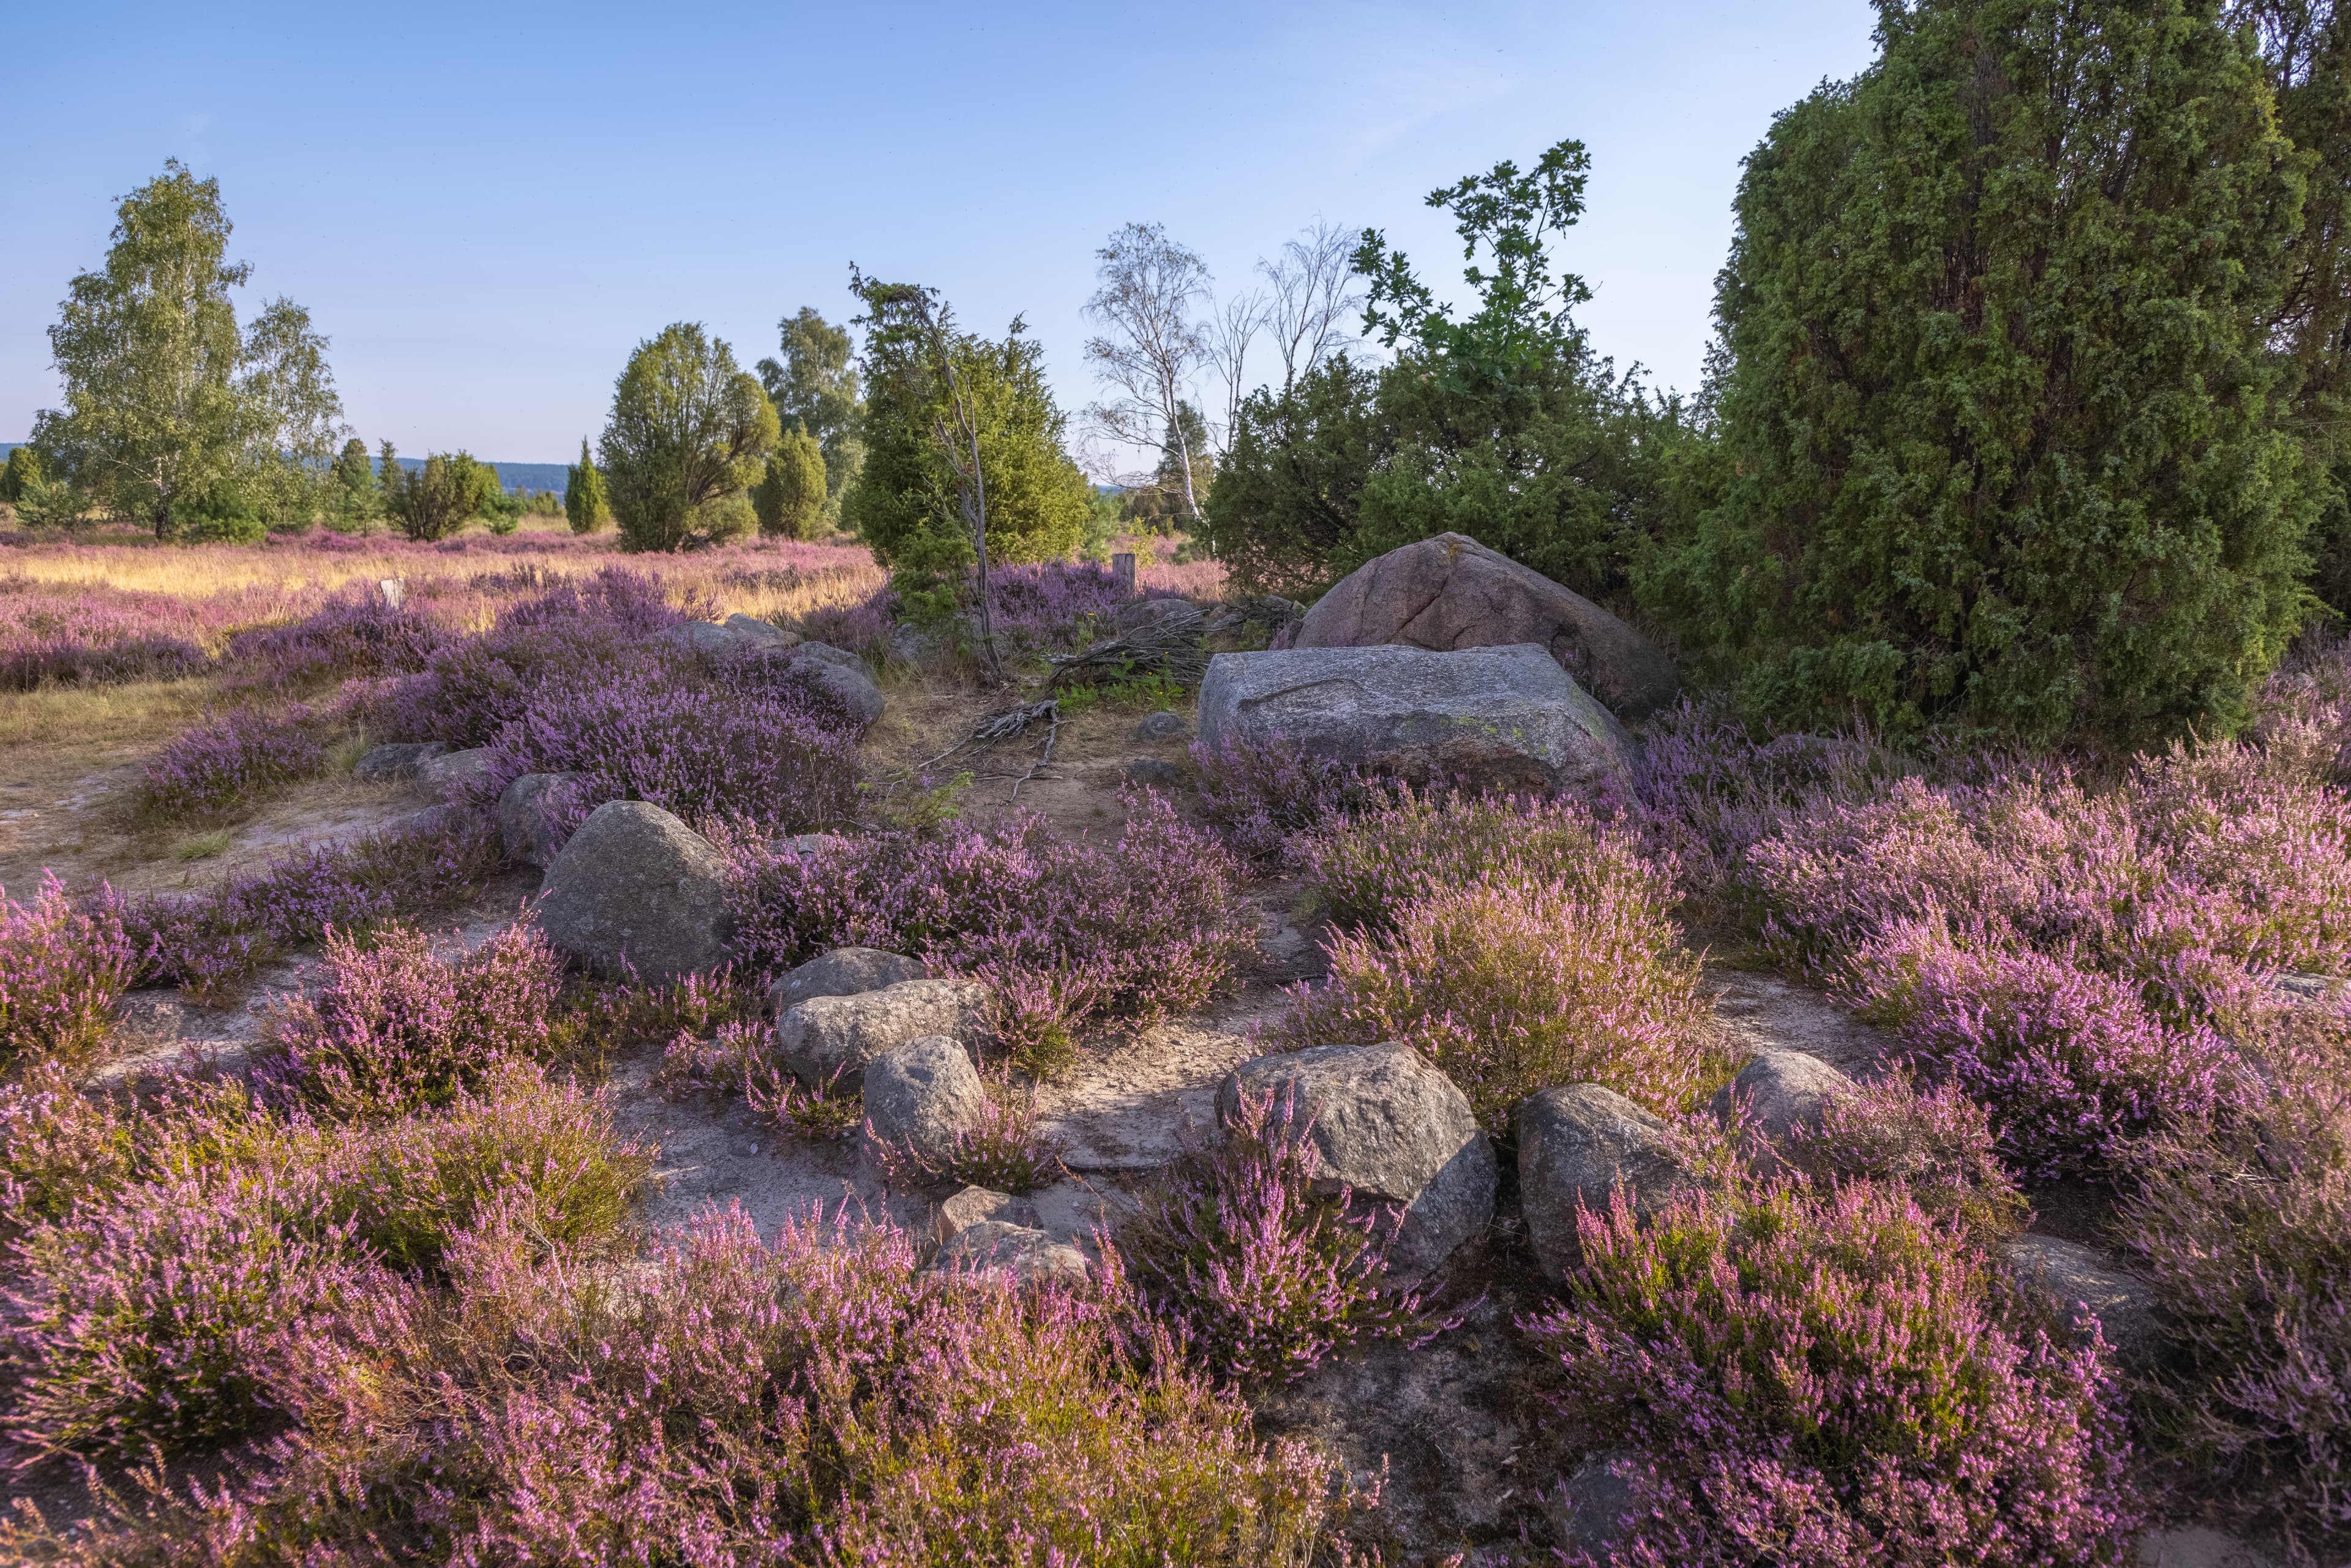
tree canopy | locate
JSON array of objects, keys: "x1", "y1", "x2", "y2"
[
  {"x1": 754, "y1": 426, "x2": 828, "y2": 540},
  {"x1": 599, "y1": 323, "x2": 779, "y2": 552},
  {"x1": 1654, "y1": 0, "x2": 2320, "y2": 743},
  {"x1": 34, "y1": 160, "x2": 344, "y2": 538},
  {"x1": 758, "y1": 307, "x2": 864, "y2": 524}
]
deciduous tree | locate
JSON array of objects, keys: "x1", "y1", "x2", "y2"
[
  {"x1": 1085, "y1": 223, "x2": 1212, "y2": 527},
  {"x1": 757, "y1": 307, "x2": 864, "y2": 523}
]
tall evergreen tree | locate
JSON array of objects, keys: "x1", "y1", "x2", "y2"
[
  {"x1": 331, "y1": 436, "x2": 376, "y2": 519},
  {"x1": 752, "y1": 426, "x2": 827, "y2": 539},
  {"x1": 598, "y1": 323, "x2": 778, "y2": 552},
  {"x1": 1656, "y1": 0, "x2": 2319, "y2": 743},
  {"x1": 564, "y1": 437, "x2": 610, "y2": 534}
]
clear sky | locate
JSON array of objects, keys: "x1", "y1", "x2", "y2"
[{"x1": 1, "y1": 1, "x2": 1881, "y2": 464}]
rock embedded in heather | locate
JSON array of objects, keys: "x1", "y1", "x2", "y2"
[
  {"x1": 495, "y1": 771, "x2": 582, "y2": 869},
  {"x1": 932, "y1": 1185, "x2": 1041, "y2": 1244},
  {"x1": 774, "y1": 978, "x2": 990, "y2": 1090},
  {"x1": 353, "y1": 740, "x2": 446, "y2": 782},
  {"x1": 1518, "y1": 1083, "x2": 1709, "y2": 1280},
  {"x1": 1219, "y1": 1040, "x2": 1496, "y2": 1278},
  {"x1": 1710, "y1": 1045, "x2": 1854, "y2": 1150},
  {"x1": 413, "y1": 746, "x2": 500, "y2": 806},
  {"x1": 1543, "y1": 1450, "x2": 1645, "y2": 1553},
  {"x1": 935, "y1": 1220, "x2": 1089, "y2": 1286},
  {"x1": 534, "y1": 800, "x2": 734, "y2": 983},
  {"x1": 2001, "y1": 1234, "x2": 2170, "y2": 1371},
  {"x1": 1125, "y1": 757, "x2": 1184, "y2": 789},
  {"x1": 782, "y1": 642, "x2": 886, "y2": 732},
  {"x1": 1294, "y1": 531, "x2": 1678, "y2": 719},
  {"x1": 660, "y1": 614, "x2": 799, "y2": 661},
  {"x1": 1134, "y1": 710, "x2": 1190, "y2": 740},
  {"x1": 1197, "y1": 643, "x2": 1637, "y2": 798},
  {"x1": 768, "y1": 946, "x2": 928, "y2": 1013},
  {"x1": 862, "y1": 1034, "x2": 989, "y2": 1172}
]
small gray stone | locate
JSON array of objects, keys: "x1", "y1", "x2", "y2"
[
  {"x1": 933, "y1": 1185, "x2": 1041, "y2": 1244},
  {"x1": 1134, "y1": 710, "x2": 1190, "y2": 740},
  {"x1": 535, "y1": 801, "x2": 733, "y2": 983},
  {"x1": 774, "y1": 978, "x2": 990, "y2": 1089},
  {"x1": 2002, "y1": 1234, "x2": 2170, "y2": 1371},
  {"x1": 354, "y1": 741, "x2": 446, "y2": 782},
  {"x1": 1518, "y1": 1084, "x2": 1709, "y2": 1281},
  {"x1": 1710, "y1": 1045, "x2": 1854, "y2": 1148},
  {"x1": 769, "y1": 947, "x2": 928, "y2": 1015},
  {"x1": 1220, "y1": 1040, "x2": 1496, "y2": 1278},
  {"x1": 1543, "y1": 1450, "x2": 1645, "y2": 1553},
  {"x1": 413, "y1": 746, "x2": 500, "y2": 806},
  {"x1": 495, "y1": 771, "x2": 583, "y2": 868},
  {"x1": 1196, "y1": 643, "x2": 1637, "y2": 798},
  {"x1": 863, "y1": 1035, "x2": 988, "y2": 1172},
  {"x1": 936, "y1": 1221, "x2": 1089, "y2": 1286},
  {"x1": 1124, "y1": 757, "x2": 1184, "y2": 789}
]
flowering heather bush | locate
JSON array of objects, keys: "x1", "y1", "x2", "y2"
[
  {"x1": 726, "y1": 789, "x2": 1256, "y2": 1071},
  {"x1": 1295, "y1": 787, "x2": 1638, "y2": 933},
  {"x1": 1524, "y1": 1178, "x2": 2139, "y2": 1566},
  {"x1": 1122, "y1": 1084, "x2": 1439, "y2": 1387},
  {"x1": 0, "y1": 577, "x2": 225, "y2": 690},
  {"x1": 749, "y1": 1057, "x2": 864, "y2": 1142},
  {"x1": 1, "y1": 1161, "x2": 375, "y2": 1463},
  {"x1": 127, "y1": 820, "x2": 501, "y2": 999},
  {"x1": 795, "y1": 587, "x2": 898, "y2": 666},
  {"x1": 0, "y1": 873, "x2": 138, "y2": 1068},
  {"x1": 481, "y1": 666, "x2": 861, "y2": 844},
  {"x1": 129, "y1": 704, "x2": 327, "y2": 819},
  {"x1": 1188, "y1": 734, "x2": 1378, "y2": 866},
  {"x1": 2122, "y1": 1092, "x2": 2351, "y2": 1549},
  {"x1": 655, "y1": 1016, "x2": 772, "y2": 1098},
  {"x1": 3, "y1": 1206, "x2": 1349, "y2": 1563},
  {"x1": 1277, "y1": 867, "x2": 1722, "y2": 1128},
  {"x1": 987, "y1": 559, "x2": 1183, "y2": 653},
  {"x1": 1848, "y1": 922, "x2": 2247, "y2": 1182},
  {"x1": 222, "y1": 587, "x2": 449, "y2": 689},
  {"x1": 301, "y1": 1059, "x2": 650, "y2": 1274},
  {"x1": 869, "y1": 1071, "x2": 1067, "y2": 1193},
  {"x1": 1783, "y1": 1067, "x2": 2031, "y2": 1241},
  {"x1": 257, "y1": 921, "x2": 561, "y2": 1116},
  {"x1": 0, "y1": 1062, "x2": 133, "y2": 1240}
]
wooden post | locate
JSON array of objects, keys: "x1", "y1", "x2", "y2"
[
  {"x1": 380, "y1": 578, "x2": 404, "y2": 610},
  {"x1": 1111, "y1": 552, "x2": 1136, "y2": 596}
]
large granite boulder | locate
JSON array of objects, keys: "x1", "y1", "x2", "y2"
[
  {"x1": 862, "y1": 1034, "x2": 988, "y2": 1172},
  {"x1": 760, "y1": 642, "x2": 886, "y2": 733},
  {"x1": 1518, "y1": 1084, "x2": 1709, "y2": 1280},
  {"x1": 495, "y1": 771, "x2": 583, "y2": 868},
  {"x1": 768, "y1": 947, "x2": 928, "y2": 1014},
  {"x1": 2001, "y1": 1235, "x2": 2170, "y2": 1371},
  {"x1": 1219, "y1": 1040, "x2": 1496, "y2": 1278},
  {"x1": 1294, "y1": 532, "x2": 1676, "y2": 719},
  {"x1": 1709, "y1": 1046, "x2": 1854, "y2": 1150},
  {"x1": 660, "y1": 614, "x2": 800, "y2": 661},
  {"x1": 1196, "y1": 643, "x2": 1636, "y2": 797},
  {"x1": 774, "y1": 978, "x2": 990, "y2": 1089},
  {"x1": 534, "y1": 801, "x2": 733, "y2": 983}
]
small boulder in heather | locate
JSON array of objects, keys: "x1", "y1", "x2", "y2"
[
  {"x1": 863, "y1": 1034, "x2": 989, "y2": 1174},
  {"x1": 784, "y1": 643, "x2": 886, "y2": 732},
  {"x1": 936, "y1": 1220, "x2": 1089, "y2": 1287},
  {"x1": 1543, "y1": 1450, "x2": 1644, "y2": 1554},
  {"x1": 495, "y1": 771, "x2": 582, "y2": 869},
  {"x1": 774, "y1": 978, "x2": 989, "y2": 1089},
  {"x1": 354, "y1": 740, "x2": 445, "y2": 782},
  {"x1": 1134, "y1": 710, "x2": 1190, "y2": 740},
  {"x1": 1518, "y1": 1083, "x2": 1709, "y2": 1280},
  {"x1": 1219, "y1": 1040, "x2": 1496, "y2": 1278},
  {"x1": 768, "y1": 946, "x2": 928, "y2": 1013},
  {"x1": 1711, "y1": 1045, "x2": 1854, "y2": 1149},
  {"x1": 932, "y1": 1185, "x2": 1041, "y2": 1244},
  {"x1": 534, "y1": 800, "x2": 733, "y2": 983},
  {"x1": 1196, "y1": 643, "x2": 1637, "y2": 798},
  {"x1": 1125, "y1": 757, "x2": 1184, "y2": 789},
  {"x1": 2001, "y1": 1234, "x2": 2170, "y2": 1371},
  {"x1": 413, "y1": 746, "x2": 499, "y2": 805}
]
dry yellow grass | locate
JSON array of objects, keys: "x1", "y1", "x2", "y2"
[{"x1": 0, "y1": 677, "x2": 214, "y2": 749}]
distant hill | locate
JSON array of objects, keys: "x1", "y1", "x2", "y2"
[{"x1": 0, "y1": 445, "x2": 569, "y2": 496}]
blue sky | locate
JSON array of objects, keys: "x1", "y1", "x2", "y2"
[{"x1": 1, "y1": 1, "x2": 1880, "y2": 463}]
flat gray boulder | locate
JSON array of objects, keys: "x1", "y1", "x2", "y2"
[
  {"x1": 661, "y1": 615, "x2": 800, "y2": 661},
  {"x1": 1294, "y1": 532, "x2": 1677, "y2": 719},
  {"x1": 2001, "y1": 1235, "x2": 2169, "y2": 1371},
  {"x1": 769, "y1": 947, "x2": 927, "y2": 1014},
  {"x1": 534, "y1": 800, "x2": 733, "y2": 983},
  {"x1": 1197, "y1": 643, "x2": 1635, "y2": 797},
  {"x1": 936, "y1": 1221, "x2": 1089, "y2": 1288},
  {"x1": 354, "y1": 740, "x2": 446, "y2": 782},
  {"x1": 863, "y1": 1034, "x2": 988, "y2": 1172},
  {"x1": 1518, "y1": 1084, "x2": 1708, "y2": 1280},
  {"x1": 1220, "y1": 1040, "x2": 1495, "y2": 1278},
  {"x1": 774, "y1": 978, "x2": 989, "y2": 1089},
  {"x1": 1710, "y1": 1046, "x2": 1854, "y2": 1146},
  {"x1": 413, "y1": 746, "x2": 499, "y2": 806},
  {"x1": 495, "y1": 771, "x2": 583, "y2": 868}
]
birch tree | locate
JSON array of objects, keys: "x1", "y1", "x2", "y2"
[{"x1": 1084, "y1": 223, "x2": 1212, "y2": 527}]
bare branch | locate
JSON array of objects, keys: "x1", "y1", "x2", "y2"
[{"x1": 1260, "y1": 219, "x2": 1368, "y2": 390}]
